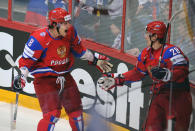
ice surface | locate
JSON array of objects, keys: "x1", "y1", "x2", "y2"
[{"x1": 0, "y1": 102, "x2": 71, "y2": 131}]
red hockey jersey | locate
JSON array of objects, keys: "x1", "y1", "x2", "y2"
[
  {"x1": 123, "y1": 43, "x2": 189, "y2": 90},
  {"x1": 19, "y1": 26, "x2": 86, "y2": 78}
]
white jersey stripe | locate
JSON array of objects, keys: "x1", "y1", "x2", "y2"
[
  {"x1": 22, "y1": 52, "x2": 38, "y2": 61},
  {"x1": 22, "y1": 52, "x2": 28, "y2": 58},
  {"x1": 170, "y1": 54, "x2": 187, "y2": 65},
  {"x1": 78, "y1": 116, "x2": 82, "y2": 131},
  {"x1": 30, "y1": 67, "x2": 70, "y2": 75},
  {"x1": 24, "y1": 45, "x2": 34, "y2": 56}
]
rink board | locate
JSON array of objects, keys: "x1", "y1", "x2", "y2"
[{"x1": 0, "y1": 25, "x2": 194, "y2": 131}]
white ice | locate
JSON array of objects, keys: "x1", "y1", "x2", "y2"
[{"x1": 0, "y1": 102, "x2": 71, "y2": 131}]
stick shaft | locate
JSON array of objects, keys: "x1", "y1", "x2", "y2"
[
  {"x1": 5, "y1": 54, "x2": 20, "y2": 129},
  {"x1": 11, "y1": 92, "x2": 19, "y2": 130},
  {"x1": 158, "y1": 9, "x2": 183, "y2": 66},
  {"x1": 13, "y1": 92, "x2": 19, "y2": 121}
]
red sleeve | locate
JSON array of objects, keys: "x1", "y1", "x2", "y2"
[
  {"x1": 19, "y1": 57, "x2": 36, "y2": 70},
  {"x1": 171, "y1": 66, "x2": 189, "y2": 82},
  {"x1": 69, "y1": 26, "x2": 86, "y2": 57},
  {"x1": 18, "y1": 33, "x2": 44, "y2": 70},
  {"x1": 122, "y1": 67, "x2": 145, "y2": 82},
  {"x1": 163, "y1": 45, "x2": 189, "y2": 83},
  {"x1": 122, "y1": 60, "x2": 147, "y2": 83},
  {"x1": 172, "y1": 48, "x2": 189, "y2": 82},
  {"x1": 122, "y1": 48, "x2": 150, "y2": 82}
]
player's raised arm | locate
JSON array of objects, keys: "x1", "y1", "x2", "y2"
[
  {"x1": 68, "y1": 26, "x2": 113, "y2": 73},
  {"x1": 82, "y1": 51, "x2": 113, "y2": 73},
  {"x1": 97, "y1": 58, "x2": 146, "y2": 91}
]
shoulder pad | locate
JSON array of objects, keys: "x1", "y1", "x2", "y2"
[
  {"x1": 163, "y1": 45, "x2": 182, "y2": 59},
  {"x1": 31, "y1": 28, "x2": 50, "y2": 48},
  {"x1": 26, "y1": 36, "x2": 43, "y2": 51}
]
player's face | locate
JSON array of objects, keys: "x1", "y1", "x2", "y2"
[
  {"x1": 58, "y1": 21, "x2": 71, "y2": 37},
  {"x1": 144, "y1": 31, "x2": 159, "y2": 48},
  {"x1": 144, "y1": 32, "x2": 152, "y2": 47}
]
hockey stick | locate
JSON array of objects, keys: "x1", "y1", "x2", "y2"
[
  {"x1": 158, "y1": 9, "x2": 184, "y2": 131},
  {"x1": 11, "y1": 92, "x2": 19, "y2": 130},
  {"x1": 5, "y1": 54, "x2": 22, "y2": 75},
  {"x1": 158, "y1": 9, "x2": 184, "y2": 66},
  {"x1": 5, "y1": 54, "x2": 21, "y2": 130}
]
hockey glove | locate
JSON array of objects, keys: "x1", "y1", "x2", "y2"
[
  {"x1": 97, "y1": 74, "x2": 125, "y2": 91},
  {"x1": 89, "y1": 53, "x2": 113, "y2": 73},
  {"x1": 151, "y1": 66, "x2": 172, "y2": 82},
  {"x1": 13, "y1": 75, "x2": 26, "y2": 92}
]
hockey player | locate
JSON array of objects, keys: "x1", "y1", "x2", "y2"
[
  {"x1": 13, "y1": 8, "x2": 113, "y2": 131},
  {"x1": 98, "y1": 21, "x2": 192, "y2": 131}
]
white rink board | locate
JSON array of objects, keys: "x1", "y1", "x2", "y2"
[{"x1": 0, "y1": 102, "x2": 71, "y2": 131}]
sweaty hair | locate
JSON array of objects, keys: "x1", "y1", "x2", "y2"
[
  {"x1": 149, "y1": 33, "x2": 164, "y2": 44},
  {"x1": 48, "y1": 22, "x2": 57, "y2": 29}
]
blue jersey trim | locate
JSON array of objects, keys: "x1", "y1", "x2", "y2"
[
  {"x1": 71, "y1": 48, "x2": 86, "y2": 58},
  {"x1": 26, "y1": 36, "x2": 43, "y2": 51},
  {"x1": 163, "y1": 46, "x2": 180, "y2": 59}
]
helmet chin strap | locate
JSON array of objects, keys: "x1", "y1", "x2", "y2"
[
  {"x1": 56, "y1": 23, "x2": 61, "y2": 35},
  {"x1": 149, "y1": 35, "x2": 154, "y2": 48},
  {"x1": 150, "y1": 41, "x2": 154, "y2": 48},
  {"x1": 149, "y1": 34, "x2": 157, "y2": 49}
]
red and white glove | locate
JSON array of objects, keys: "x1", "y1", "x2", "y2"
[
  {"x1": 97, "y1": 74, "x2": 125, "y2": 91},
  {"x1": 13, "y1": 75, "x2": 26, "y2": 92},
  {"x1": 12, "y1": 67, "x2": 29, "y2": 92},
  {"x1": 89, "y1": 53, "x2": 113, "y2": 73}
]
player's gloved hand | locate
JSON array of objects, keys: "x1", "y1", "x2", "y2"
[
  {"x1": 90, "y1": 53, "x2": 113, "y2": 73},
  {"x1": 95, "y1": 53, "x2": 113, "y2": 73},
  {"x1": 151, "y1": 66, "x2": 172, "y2": 82},
  {"x1": 13, "y1": 75, "x2": 26, "y2": 92},
  {"x1": 97, "y1": 74, "x2": 125, "y2": 91}
]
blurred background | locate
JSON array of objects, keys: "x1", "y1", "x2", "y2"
[{"x1": 0, "y1": 0, "x2": 195, "y2": 130}]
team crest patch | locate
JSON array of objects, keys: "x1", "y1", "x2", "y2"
[{"x1": 57, "y1": 45, "x2": 66, "y2": 58}]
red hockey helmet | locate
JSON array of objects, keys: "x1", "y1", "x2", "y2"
[
  {"x1": 145, "y1": 21, "x2": 166, "y2": 38},
  {"x1": 48, "y1": 8, "x2": 71, "y2": 24}
]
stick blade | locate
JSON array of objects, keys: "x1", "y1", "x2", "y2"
[{"x1": 5, "y1": 54, "x2": 16, "y2": 67}]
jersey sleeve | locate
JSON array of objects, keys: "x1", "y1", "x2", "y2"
[
  {"x1": 122, "y1": 52, "x2": 148, "y2": 83},
  {"x1": 70, "y1": 27, "x2": 86, "y2": 58},
  {"x1": 19, "y1": 35, "x2": 44, "y2": 71},
  {"x1": 163, "y1": 46, "x2": 189, "y2": 82}
]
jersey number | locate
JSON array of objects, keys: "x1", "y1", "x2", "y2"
[{"x1": 170, "y1": 47, "x2": 180, "y2": 56}]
